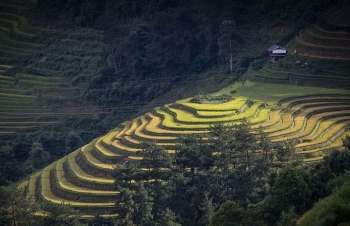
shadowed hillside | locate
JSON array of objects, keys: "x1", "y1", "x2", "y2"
[{"x1": 0, "y1": 0, "x2": 349, "y2": 224}]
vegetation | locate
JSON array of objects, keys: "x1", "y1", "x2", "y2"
[{"x1": 0, "y1": 0, "x2": 350, "y2": 225}]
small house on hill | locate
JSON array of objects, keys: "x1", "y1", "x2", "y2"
[{"x1": 267, "y1": 44, "x2": 287, "y2": 62}]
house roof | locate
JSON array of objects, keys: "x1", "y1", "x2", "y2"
[{"x1": 267, "y1": 44, "x2": 285, "y2": 52}]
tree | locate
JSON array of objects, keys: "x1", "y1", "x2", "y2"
[
  {"x1": 297, "y1": 179, "x2": 350, "y2": 226},
  {"x1": 113, "y1": 161, "x2": 141, "y2": 190},
  {"x1": 0, "y1": 145, "x2": 20, "y2": 185},
  {"x1": 64, "y1": 131, "x2": 84, "y2": 156},
  {"x1": 277, "y1": 207, "x2": 297, "y2": 226},
  {"x1": 209, "y1": 120, "x2": 261, "y2": 205},
  {"x1": 0, "y1": 187, "x2": 39, "y2": 226},
  {"x1": 172, "y1": 135, "x2": 214, "y2": 225},
  {"x1": 24, "y1": 142, "x2": 50, "y2": 171},
  {"x1": 208, "y1": 200, "x2": 245, "y2": 226},
  {"x1": 114, "y1": 188, "x2": 136, "y2": 226},
  {"x1": 137, "y1": 142, "x2": 172, "y2": 183},
  {"x1": 218, "y1": 20, "x2": 242, "y2": 76},
  {"x1": 133, "y1": 182, "x2": 154, "y2": 226},
  {"x1": 271, "y1": 166, "x2": 311, "y2": 215},
  {"x1": 342, "y1": 134, "x2": 350, "y2": 150},
  {"x1": 156, "y1": 208, "x2": 181, "y2": 226},
  {"x1": 310, "y1": 148, "x2": 350, "y2": 201},
  {"x1": 88, "y1": 214, "x2": 115, "y2": 226},
  {"x1": 40, "y1": 201, "x2": 83, "y2": 226},
  {"x1": 199, "y1": 193, "x2": 217, "y2": 226},
  {"x1": 275, "y1": 141, "x2": 296, "y2": 163}
]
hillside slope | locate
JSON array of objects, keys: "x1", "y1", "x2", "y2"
[
  {"x1": 7, "y1": 0, "x2": 350, "y2": 219},
  {"x1": 19, "y1": 80, "x2": 350, "y2": 215}
]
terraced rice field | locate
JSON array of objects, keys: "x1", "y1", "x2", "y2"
[
  {"x1": 0, "y1": 1, "x2": 95, "y2": 134},
  {"x1": 20, "y1": 80, "x2": 350, "y2": 215},
  {"x1": 248, "y1": 25, "x2": 350, "y2": 89},
  {"x1": 10, "y1": 0, "x2": 350, "y2": 217}
]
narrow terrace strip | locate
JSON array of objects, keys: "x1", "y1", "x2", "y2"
[
  {"x1": 303, "y1": 116, "x2": 350, "y2": 141},
  {"x1": 115, "y1": 123, "x2": 131, "y2": 140},
  {"x1": 272, "y1": 113, "x2": 350, "y2": 142},
  {"x1": 196, "y1": 110, "x2": 237, "y2": 117},
  {"x1": 122, "y1": 134, "x2": 176, "y2": 151},
  {"x1": 295, "y1": 121, "x2": 350, "y2": 150},
  {"x1": 80, "y1": 142, "x2": 115, "y2": 170},
  {"x1": 269, "y1": 105, "x2": 350, "y2": 138},
  {"x1": 102, "y1": 128, "x2": 123, "y2": 144},
  {"x1": 296, "y1": 35, "x2": 350, "y2": 50},
  {"x1": 40, "y1": 162, "x2": 114, "y2": 207},
  {"x1": 251, "y1": 102, "x2": 291, "y2": 129},
  {"x1": 55, "y1": 156, "x2": 118, "y2": 195},
  {"x1": 164, "y1": 101, "x2": 265, "y2": 124},
  {"x1": 176, "y1": 96, "x2": 247, "y2": 111},
  {"x1": 95, "y1": 136, "x2": 124, "y2": 158},
  {"x1": 310, "y1": 26, "x2": 350, "y2": 39},
  {"x1": 133, "y1": 115, "x2": 177, "y2": 142},
  {"x1": 111, "y1": 138, "x2": 144, "y2": 157},
  {"x1": 297, "y1": 133, "x2": 348, "y2": 155},
  {"x1": 124, "y1": 117, "x2": 140, "y2": 136},
  {"x1": 304, "y1": 28, "x2": 350, "y2": 47},
  {"x1": 261, "y1": 98, "x2": 350, "y2": 133},
  {"x1": 144, "y1": 112, "x2": 206, "y2": 135},
  {"x1": 26, "y1": 171, "x2": 41, "y2": 200},
  {"x1": 67, "y1": 150, "x2": 114, "y2": 185}
]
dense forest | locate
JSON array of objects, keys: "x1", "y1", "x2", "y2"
[
  {"x1": 2, "y1": 122, "x2": 350, "y2": 225},
  {"x1": 1, "y1": 0, "x2": 350, "y2": 225}
]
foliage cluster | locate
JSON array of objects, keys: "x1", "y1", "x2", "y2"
[{"x1": 111, "y1": 127, "x2": 350, "y2": 226}]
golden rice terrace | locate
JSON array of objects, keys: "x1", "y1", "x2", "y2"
[{"x1": 19, "y1": 81, "x2": 350, "y2": 215}]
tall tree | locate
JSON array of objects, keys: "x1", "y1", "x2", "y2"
[
  {"x1": 133, "y1": 182, "x2": 154, "y2": 226},
  {"x1": 64, "y1": 131, "x2": 84, "y2": 156},
  {"x1": 218, "y1": 20, "x2": 242, "y2": 76},
  {"x1": 156, "y1": 207, "x2": 181, "y2": 226},
  {"x1": 24, "y1": 142, "x2": 50, "y2": 171},
  {"x1": 40, "y1": 201, "x2": 82, "y2": 226},
  {"x1": 208, "y1": 200, "x2": 245, "y2": 226},
  {"x1": 271, "y1": 166, "x2": 312, "y2": 215},
  {"x1": 114, "y1": 188, "x2": 136, "y2": 226},
  {"x1": 137, "y1": 142, "x2": 172, "y2": 183},
  {"x1": 0, "y1": 187, "x2": 39, "y2": 226},
  {"x1": 0, "y1": 145, "x2": 20, "y2": 185},
  {"x1": 172, "y1": 135, "x2": 214, "y2": 225},
  {"x1": 210, "y1": 120, "x2": 260, "y2": 205}
]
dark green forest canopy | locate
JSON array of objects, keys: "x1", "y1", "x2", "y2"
[
  {"x1": 24, "y1": 0, "x2": 349, "y2": 122},
  {"x1": 1, "y1": 0, "x2": 350, "y2": 225}
]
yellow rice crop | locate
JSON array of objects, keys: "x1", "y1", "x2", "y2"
[
  {"x1": 67, "y1": 150, "x2": 114, "y2": 184},
  {"x1": 303, "y1": 156, "x2": 324, "y2": 162},
  {"x1": 177, "y1": 97, "x2": 247, "y2": 111},
  {"x1": 295, "y1": 122, "x2": 350, "y2": 149},
  {"x1": 115, "y1": 122, "x2": 131, "y2": 139},
  {"x1": 40, "y1": 162, "x2": 114, "y2": 206},
  {"x1": 145, "y1": 112, "x2": 206, "y2": 134},
  {"x1": 263, "y1": 103, "x2": 307, "y2": 133},
  {"x1": 196, "y1": 110, "x2": 237, "y2": 117},
  {"x1": 95, "y1": 137, "x2": 122, "y2": 157},
  {"x1": 26, "y1": 172, "x2": 41, "y2": 200},
  {"x1": 124, "y1": 117, "x2": 140, "y2": 136},
  {"x1": 249, "y1": 107, "x2": 272, "y2": 124},
  {"x1": 297, "y1": 134, "x2": 347, "y2": 154},
  {"x1": 273, "y1": 112, "x2": 350, "y2": 142},
  {"x1": 55, "y1": 157, "x2": 118, "y2": 195},
  {"x1": 102, "y1": 129, "x2": 122, "y2": 145},
  {"x1": 166, "y1": 101, "x2": 264, "y2": 124},
  {"x1": 134, "y1": 115, "x2": 177, "y2": 141},
  {"x1": 81, "y1": 142, "x2": 115, "y2": 170},
  {"x1": 155, "y1": 107, "x2": 211, "y2": 129},
  {"x1": 303, "y1": 115, "x2": 350, "y2": 141}
]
